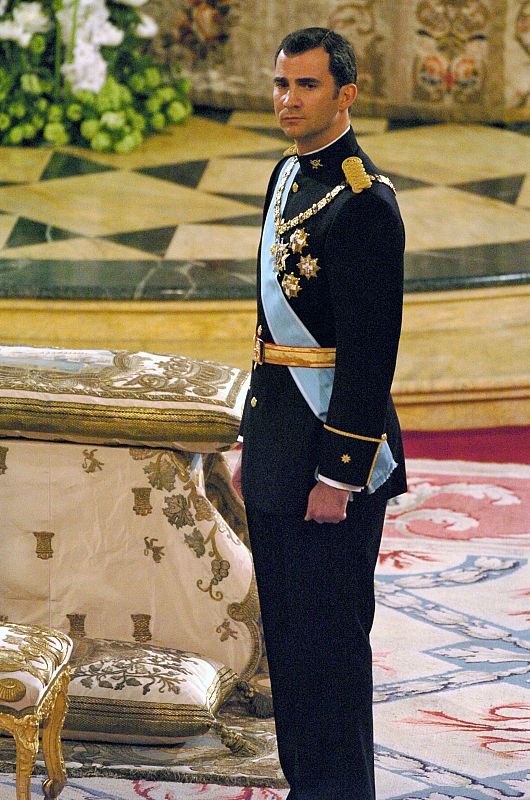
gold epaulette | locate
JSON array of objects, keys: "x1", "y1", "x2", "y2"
[
  {"x1": 342, "y1": 156, "x2": 396, "y2": 195},
  {"x1": 342, "y1": 157, "x2": 372, "y2": 193},
  {"x1": 283, "y1": 144, "x2": 297, "y2": 157}
]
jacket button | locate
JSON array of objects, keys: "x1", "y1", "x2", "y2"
[{"x1": 251, "y1": 396, "x2": 257, "y2": 408}]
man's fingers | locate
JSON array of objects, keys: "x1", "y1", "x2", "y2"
[{"x1": 305, "y1": 509, "x2": 347, "y2": 524}]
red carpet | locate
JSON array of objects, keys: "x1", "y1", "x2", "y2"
[{"x1": 403, "y1": 426, "x2": 530, "y2": 464}]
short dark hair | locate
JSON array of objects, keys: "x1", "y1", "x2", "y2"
[{"x1": 275, "y1": 27, "x2": 357, "y2": 90}]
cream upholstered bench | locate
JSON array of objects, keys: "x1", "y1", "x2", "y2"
[{"x1": 0, "y1": 623, "x2": 72, "y2": 800}]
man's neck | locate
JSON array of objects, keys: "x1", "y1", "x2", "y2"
[{"x1": 296, "y1": 123, "x2": 351, "y2": 156}]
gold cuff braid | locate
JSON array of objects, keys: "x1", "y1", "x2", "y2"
[{"x1": 323, "y1": 425, "x2": 387, "y2": 444}]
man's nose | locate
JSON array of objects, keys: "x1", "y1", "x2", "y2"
[{"x1": 283, "y1": 88, "x2": 301, "y2": 107}]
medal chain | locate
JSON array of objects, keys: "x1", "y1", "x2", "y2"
[{"x1": 273, "y1": 158, "x2": 348, "y2": 237}]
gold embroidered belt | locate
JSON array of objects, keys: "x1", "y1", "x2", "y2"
[{"x1": 253, "y1": 336, "x2": 336, "y2": 368}]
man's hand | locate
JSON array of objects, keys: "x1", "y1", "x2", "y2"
[
  {"x1": 232, "y1": 450, "x2": 243, "y2": 500},
  {"x1": 305, "y1": 481, "x2": 349, "y2": 524}
]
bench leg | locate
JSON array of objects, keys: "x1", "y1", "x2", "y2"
[
  {"x1": 13, "y1": 716, "x2": 39, "y2": 800},
  {"x1": 41, "y1": 669, "x2": 70, "y2": 799}
]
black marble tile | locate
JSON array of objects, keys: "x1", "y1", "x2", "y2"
[
  {"x1": 404, "y1": 239, "x2": 530, "y2": 291},
  {"x1": 0, "y1": 240, "x2": 527, "y2": 300},
  {"x1": 453, "y1": 175, "x2": 525, "y2": 205},
  {"x1": 385, "y1": 172, "x2": 433, "y2": 191},
  {"x1": 194, "y1": 106, "x2": 232, "y2": 124},
  {"x1": 0, "y1": 260, "x2": 159, "y2": 299},
  {"x1": 39, "y1": 152, "x2": 115, "y2": 181},
  {"x1": 200, "y1": 213, "x2": 263, "y2": 226},
  {"x1": 0, "y1": 258, "x2": 257, "y2": 300},
  {"x1": 138, "y1": 160, "x2": 209, "y2": 188},
  {"x1": 137, "y1": 259, "x2": 257, "y2": 300},
  {"x1": 103, "y1": 226, "x2": 177, "y2": 257},
  {"x1": 214, "y1": 193, "x2": 265, "y2": 208},
  {"x1": 491, "y1": 121, "x2": 530, "y2": 136},
  {"x1": 0, "y1": 182, "x2": 15, "y2": 187},
  {"x1": 246, "y1": 127, "x2": 291, "y2": 143},
  {"x1": 4, "y1": 217, "x2": 78, "y2": 249},
  {"x1": 387, "y1": 119, "x2": 441, "y2": 131}
]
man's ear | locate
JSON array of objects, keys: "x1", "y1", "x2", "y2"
[{"x1": 339, "y1": 83, "x2": 357, "y2": 111}]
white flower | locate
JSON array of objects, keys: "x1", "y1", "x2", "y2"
[
  {"x1": 61, "y1": 39, "x2": 107, "y2": 92},
  {"x1": 136, "y1": 12, "x2": 157, "y2": 38},
  {"x1": 0, "y1": 0, "x2": 9, "y2": 16},
  {"x1": 0, "y1": 19, "x2": 31, "y2": 46},
  {"x1": 94, "y1": 20, "x2": 123, "y2": 46},
  {"x1": 0, "y1": 1, "x2": 50, "y2": 46},
  {"x1": 13, "y1": 1, "x2": 50, "y2": 32},
  {"x1": 57, "y1": 0, "x2": 124, "y2": 93},
  {"x1": 112, "y1": 0, "x2": 147, "y2": 7}
]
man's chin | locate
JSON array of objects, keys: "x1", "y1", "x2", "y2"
[{"x1": 280, "y1": 120, "x2": 305, "y2": 136}]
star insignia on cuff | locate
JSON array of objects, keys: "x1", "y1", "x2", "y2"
[{"x1": 341, "y1": 454, "x2": 351, "y2": 464}]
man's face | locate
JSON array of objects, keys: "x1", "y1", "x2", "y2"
[{"x1": 273, "y1": 47, "x2": 354, "y2": 152}]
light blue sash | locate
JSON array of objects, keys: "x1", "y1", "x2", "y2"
[{"x1": 260, "y1": 158, "x2": 397, "y2": 493}]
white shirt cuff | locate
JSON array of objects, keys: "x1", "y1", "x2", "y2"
[
  {"x1": 237, "y1": 435, "x2": 244, "y2": 443},
  {"x1": 317, "y1": 474, "x2": 363, "y2": 492}
]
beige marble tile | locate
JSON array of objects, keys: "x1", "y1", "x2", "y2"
[
  {"x1": 0, "y1": 238, "x2": 156, "y2": 260},
  {"x1": 229, "y1": 111, "x2": 388, "y2": 137},
  {"x1": 350, "y1": 116, "x2": 388, "y2": 135},
  {"x1": 198, "y1": 158, "x2": 278, "y2": 195},
  {"x1": 165, "y1": 224, "x2": 261, "y2": 260},
  {"x1": 516, "y1": 174, "x2": 530, "y2": 208},
  {"x1": 228, "y1": 112, "x2": 277, "y2": 129},
  {"x1": 58, "y1": 117, "x2": 283, "y2": 170},
  {"x1": 0, "y1": 214, "x2": 17, "y2": 249},
  {"x1": 0, "y1": 148, "x2": 52, "y2": 183},
  {"x1": 400, "y1": 186, "x2": 530, "y2": 251},
  {"x1": 357, "y1": 124, "x2": 530, "y2": 184},
  {"x1": 0, "y1": 172, "x2": 257, "y2": 236}
]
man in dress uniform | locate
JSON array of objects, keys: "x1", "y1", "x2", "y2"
[{"x1": 232, "y1": 27, "x2": 407, "y2": 800}]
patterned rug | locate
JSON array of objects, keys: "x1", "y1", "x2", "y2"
[
  {"x1": 0, "y1": 777, "x2": 288, "y2": 799},
  {"x1": 1, "y1": 457, "x2": 529, "y2": 800}
]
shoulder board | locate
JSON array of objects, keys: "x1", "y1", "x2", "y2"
[
  {"x1": 342, "y1": 157, "x2": 397, "y2": 196},
  {"x1": 283, "y1": 144, "x2": 298, "y2": 157},
  {"x1": 342, "y1": 157, "x2": 372, "y2": 193}
]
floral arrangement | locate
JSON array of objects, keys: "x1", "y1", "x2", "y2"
[{"x1": 0, "y1": 0, "x2": 192, "y2": 152}]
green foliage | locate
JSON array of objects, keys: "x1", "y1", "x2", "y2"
[{"x1": 0, "y1": 0, "x2": 192, "y2": 150}]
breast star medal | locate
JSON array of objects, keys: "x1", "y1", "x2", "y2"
[
  {"x1": 281, "y1": 273, "x2": 301, "y2": 298},
  {"x1": 298, "y1": 254, "x2": 319, "y2": 279},
  {"x1": 272, "y1": 157, "x2": 348, "y2": 299},
  {"x1": 270, "y1": 240, "x2": 290, "y2": 273},
  {"x1": 289, "y1": 227, "x2": 309, "y2": 253}
]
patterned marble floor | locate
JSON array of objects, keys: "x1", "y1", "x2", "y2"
[{"x1": 0, "y1": 110, "x2": 528, "y2": 300}]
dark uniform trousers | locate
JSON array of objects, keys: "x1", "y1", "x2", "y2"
[
  {"x1": 246, "y1": 490, "x2": 387, "y2": 800},
  {"x1": 240, "y1": 127, "x2": 407, "y2": 799}
]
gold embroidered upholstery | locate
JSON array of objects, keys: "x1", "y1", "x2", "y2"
[{"x1": 0, "y1": 623, "x2": 72, "y2": 800}]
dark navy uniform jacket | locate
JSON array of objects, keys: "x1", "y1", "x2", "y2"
[{"x1": 240, "y1": 127, "x2": 407, "y2": 514}]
